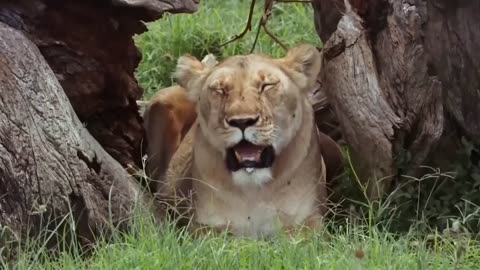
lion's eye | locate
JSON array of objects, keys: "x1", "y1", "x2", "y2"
[{"x1": 260, "y1": 82, "x2": 278, "y2": 93}]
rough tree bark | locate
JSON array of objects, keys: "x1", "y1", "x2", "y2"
[
  {"x1": 312, "y1": 0, "x2": 480, "y2": 199},
  {"x1": 0, "y1": 22, "x2": 161, "y2": 247},
  {"x1": 0, "y1": 0, "x2": 199, "y2": 171},
  {"x1": 0, "y1": 0, "x2": 199, "y2": 247}
]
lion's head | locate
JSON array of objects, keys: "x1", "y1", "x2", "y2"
[{"x1": 174, "y1": 44, "x2": 321, "y2": 186}]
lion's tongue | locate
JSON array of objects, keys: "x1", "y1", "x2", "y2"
[{"x1": 234, "y1": 143, "x2": 264, "y2": 163}]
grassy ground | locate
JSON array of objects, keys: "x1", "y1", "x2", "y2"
[
  {"x1": 3, "y1": 0, "x2": 480, "y2": 269},
  {"x1": 5, "y1": 210, "x2": 480, "y2": 270}
]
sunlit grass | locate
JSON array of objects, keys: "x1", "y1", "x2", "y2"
[{"x1": 4, "y1": 209, "x2": 479, "y2": 269}]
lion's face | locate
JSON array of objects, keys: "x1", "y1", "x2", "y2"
[{"x1": 174, "y1": 44, "x2": 321, "y2": 186}]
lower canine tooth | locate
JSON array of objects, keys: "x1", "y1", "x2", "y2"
[{"x1": 245, "y1": 167, "x2": 255, "y2": 173}]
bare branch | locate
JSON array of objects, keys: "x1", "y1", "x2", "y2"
[{"x1": 220, "y1": 0, "x2": 257, "y2": 47}]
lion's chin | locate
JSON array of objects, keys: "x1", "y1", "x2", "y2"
[{"x1": 231, "y1": 168, "x2": 273, "y2": 187}]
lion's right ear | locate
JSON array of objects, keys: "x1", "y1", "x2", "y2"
[
  {"x1": 174, "y1": 54, "x2": 216, "y2": 100},
  {"x1": 174, "y1": 54, "x2": 204, "y2": 89}
]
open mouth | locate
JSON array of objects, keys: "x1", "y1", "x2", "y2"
[{"x1": 225, "y1": 140, "x2": 275, "y2": 172}]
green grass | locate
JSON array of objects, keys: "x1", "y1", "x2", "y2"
[
  {"x1": 134, "y1": 0, "x2": 320, "y2": 99},
  {"x1": 4, "y1": 210, "x2": 480, "y2": 270}
]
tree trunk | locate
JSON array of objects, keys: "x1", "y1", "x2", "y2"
[
  {"x1": 0, "y1": 0, "x2": 199, "y2": 171},
  {"x1": 312, "y1": 0, "x2": 480, "y2": 199},
  {"x1": 0, "y1": 0, "x2": 199, "y2": 248},
  {"x1": 0, "y1": 22, "x2": 162, "y2": 248}
]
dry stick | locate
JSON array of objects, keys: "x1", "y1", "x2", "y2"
[
  {"x1": 220, "y1": 0, "x2": 257, "y2": 47},
  {"x1": 250, "y1": 0, "x2": 287, "y2": 52},
  {"x1": 262, "y1": 23, "x2": 288, "y2": 51},
  {"x1": 250, "y1": 16, "x2": 264, "y2": 53},
  {"x1": 250, "y1": 0, "x2": 273, "y2": 52},
  {"x1": 222, "y1": 0, "x2": 290, "y2": 52}
]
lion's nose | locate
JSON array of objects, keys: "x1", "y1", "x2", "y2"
[{"x1": 226, "y1": 116, "x2": 259, "y2": 131}]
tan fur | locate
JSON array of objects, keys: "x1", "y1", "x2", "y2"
[
  {"x1": 146, "y1": 45, "x2": 342, "y2": 238},
  {"x1": 143, "y1": 85, "x2": 197, "y2": 192}
]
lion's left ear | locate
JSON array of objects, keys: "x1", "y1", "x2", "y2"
[{"x1": 280, "y1": 44, "x2": 322, "y2": 92}]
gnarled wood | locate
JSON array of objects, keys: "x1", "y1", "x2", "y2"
[
  {"x1": 311, "y1": 0, "x2": 387, "y2": 43},
  {"x1": 423, "y1": 0, "x2": 480, "y2": 143},
  {"x1": 374, "y1": 0, "x2": 444, "y2": 178},
  {"x1": 0, "y1": 22, "x2": 159, "y2": 246},
  {"x1": 0, "y1": 0, "x2": 200, "y2": 172},
  {"x1": 313, "y1": 0, "x2": 478, "y2": 198},
  {"x1": 113, "y1": 0, "x2": 199, "y2": 15},
  {"x1": 320, "y1": 2, "x2": 401, "y2": 198}
]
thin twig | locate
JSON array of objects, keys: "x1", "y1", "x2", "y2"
[
  {"x1": 224, "y1": 0, "x2": 289, "y2": 52},
  {"x1": 220, "y1": 0, "x2": 257, "y2": 47},
  {"x1": 250, "y1": 18, "x2": 264, "y2": 52},
  {"x1": 251, "y1": 0, "x2": 288, "y2": 52},
  {"x1": 263, "y1": 24, "x2": 288, "y2": 51}
]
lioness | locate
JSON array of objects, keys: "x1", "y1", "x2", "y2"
[{"x1": 147, "y1": 44, "x2": 337, "y2": 238}]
